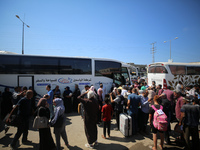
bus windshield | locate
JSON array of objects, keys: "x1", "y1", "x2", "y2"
[{"x1": 148, "y1": 66, "x2": 168, "y2": 73}]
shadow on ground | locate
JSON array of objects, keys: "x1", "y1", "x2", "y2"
[
  {"x1": 0, "y1": 133, "x2": 39, "y2": 149},
  {"x1": 129, "y1": 142, "x2": 185, "y2": 150},
  {"x1": 93, "y1": 142, "x2": 128, "y2": 150}
]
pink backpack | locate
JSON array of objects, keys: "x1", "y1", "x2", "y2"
[{"x1": 152, "y1": 105, "x2": 168, "y2": 131}]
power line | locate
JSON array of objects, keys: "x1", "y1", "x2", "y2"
[{"x1": 150, "y1": 42, "x2": 156, "y2": 63}]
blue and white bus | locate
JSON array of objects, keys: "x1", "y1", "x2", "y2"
[{"x1": 0, "y1": 53, "x2": 133, "y2": 97}]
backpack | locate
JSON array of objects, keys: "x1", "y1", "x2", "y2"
[{"x1": 152, "y1": 105, "x2": 168, "y2": 131}]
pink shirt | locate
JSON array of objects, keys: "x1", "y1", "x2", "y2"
[
  {"x1": 97, "y1": 88, "x2": 103, "y2": 101},
  {"x1": 163, "y1": 89, "x2": 174, "y2": 105},
  {"x1": 134, "y1": 84, "x2": 139, "y2": 88},
  {"x1": 158, "y1": 89, "x2": 164, "y2": 96},
  {"x1": 175, "y1": 96, "x2": 184, "y2": 120}
]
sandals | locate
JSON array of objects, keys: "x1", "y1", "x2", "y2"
[
  {"x1": 85, "y1": 140, "x2": 98, "y2": 149},
  {"x1": 101, "y1": 135, "x2": 106, "y2": 139}
]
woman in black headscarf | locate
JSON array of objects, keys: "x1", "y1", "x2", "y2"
[
  {"x1": 34, "y1": 98, "x2": 56, "y2": 150},
  {"x1": 63, "y1": 86, "x2": 72, "y2": 113}
]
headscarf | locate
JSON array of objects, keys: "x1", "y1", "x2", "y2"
[
  {"x1": 64, "y1": 86, "x2": 72, "y2": 95},
  {"x1": 87, "y1": 91, "x2": 95, "y2": 99},
  {"x1": 89, "y1": 86, "x2": 96, "y2": 94},
  {"x1": 51, "y1": 98, "x2": 65, "y2": 125},
  {"x1": 37, "y1": 98, "x2": 47, "y2": 107},
  {"x1": 112, "y1": 87, "x2": 117, "y2": 94}
]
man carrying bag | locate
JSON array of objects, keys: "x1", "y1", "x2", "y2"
[{"x1": 6, "y1": 90, "x2": 33, "y2": 150}]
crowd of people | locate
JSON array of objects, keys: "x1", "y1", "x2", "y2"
[
  {"x1": 109, "y1": 79, "x2": 200, "y2": 150},
  {"x1": 0, "y1": 79, "x2": 200, "y2": 150}
]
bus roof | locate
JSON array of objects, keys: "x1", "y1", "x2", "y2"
[
  {"x1": 0, "y1": 50, "x2": 18, "y2": 54},
  {"x1": 0, "y1": 53, "x2": 123, "y2": 63},
  {"x1": 148, "y1": 62, "x2": 200, "y2": 67}
]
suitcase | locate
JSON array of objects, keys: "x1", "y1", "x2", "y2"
[{"x1": 119, "y1": 113, "x2": 132, "y2": 137}]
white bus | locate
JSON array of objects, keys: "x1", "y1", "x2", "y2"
[
  {"x1": 147, "y1": 62, "x2": 200, "y2": 90},
  {"x1": 0, "y1": 54, "x2": 132, "y2": 97}
]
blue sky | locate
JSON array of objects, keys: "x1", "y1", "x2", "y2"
[{"x1": 0, "y1": 0, "x2": 200, "y2": 65}]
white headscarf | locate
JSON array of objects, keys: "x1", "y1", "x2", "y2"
[
  {"x1": 87, "y1": 91, "x2": 95, "y2": 99},
  {"x1": 89, "y1": 86, "x2": 96, "y2": 94}
]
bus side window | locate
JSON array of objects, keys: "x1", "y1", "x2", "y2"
[
  {"x1": 0, "y1": 55, "x2": 20, "y2": 74},
  {"x1": 187, "y1": 67, "x2": 195, "y2": 75},
  {"x1": 195, "y1": 67, "x2": 200, "y2": 75},
  {"x1": 169, "y1": 66, "x2": 176, "y2": 75},
  {"x1": 187, "y1": 66, "x2": 200, "y2": 75},
  {"x1": 169, "y1": 65, "x2": 186, "y2": 75},
  {"x1": 176, "y1": 66, "x2": 186, "y2": 75}
]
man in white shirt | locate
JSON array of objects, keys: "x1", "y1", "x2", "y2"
[
  {"x1": 121, "y1": 85, "x2": 128, "y2": 97},
  {"x1": 12, "y1": 87, "x2": 25, "y2": 105},
  {"x1": 186, "y1": 85, "x2": 195, "y2": 99}
]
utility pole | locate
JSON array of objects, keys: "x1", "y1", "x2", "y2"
[
  {"x1": 16, "y1": 15, "x2": 30, "y2": 54},
  {"x1": 150, "y1": 42, "x2": 156, "y2": 63},
  {"x1": 164, "y1": 37, "x2": 178, "y2": 62}
]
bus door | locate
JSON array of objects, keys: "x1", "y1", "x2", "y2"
[
  {"x1": 113, "y1": 72, "x2": 122, "y2": 86},
  {"x1": 18, "y1": 75, "x2": 34, "y2": 90}
]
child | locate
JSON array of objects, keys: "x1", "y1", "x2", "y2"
[{"x1": 101, "y1": 94, "x2": 113, "y2": 139}]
